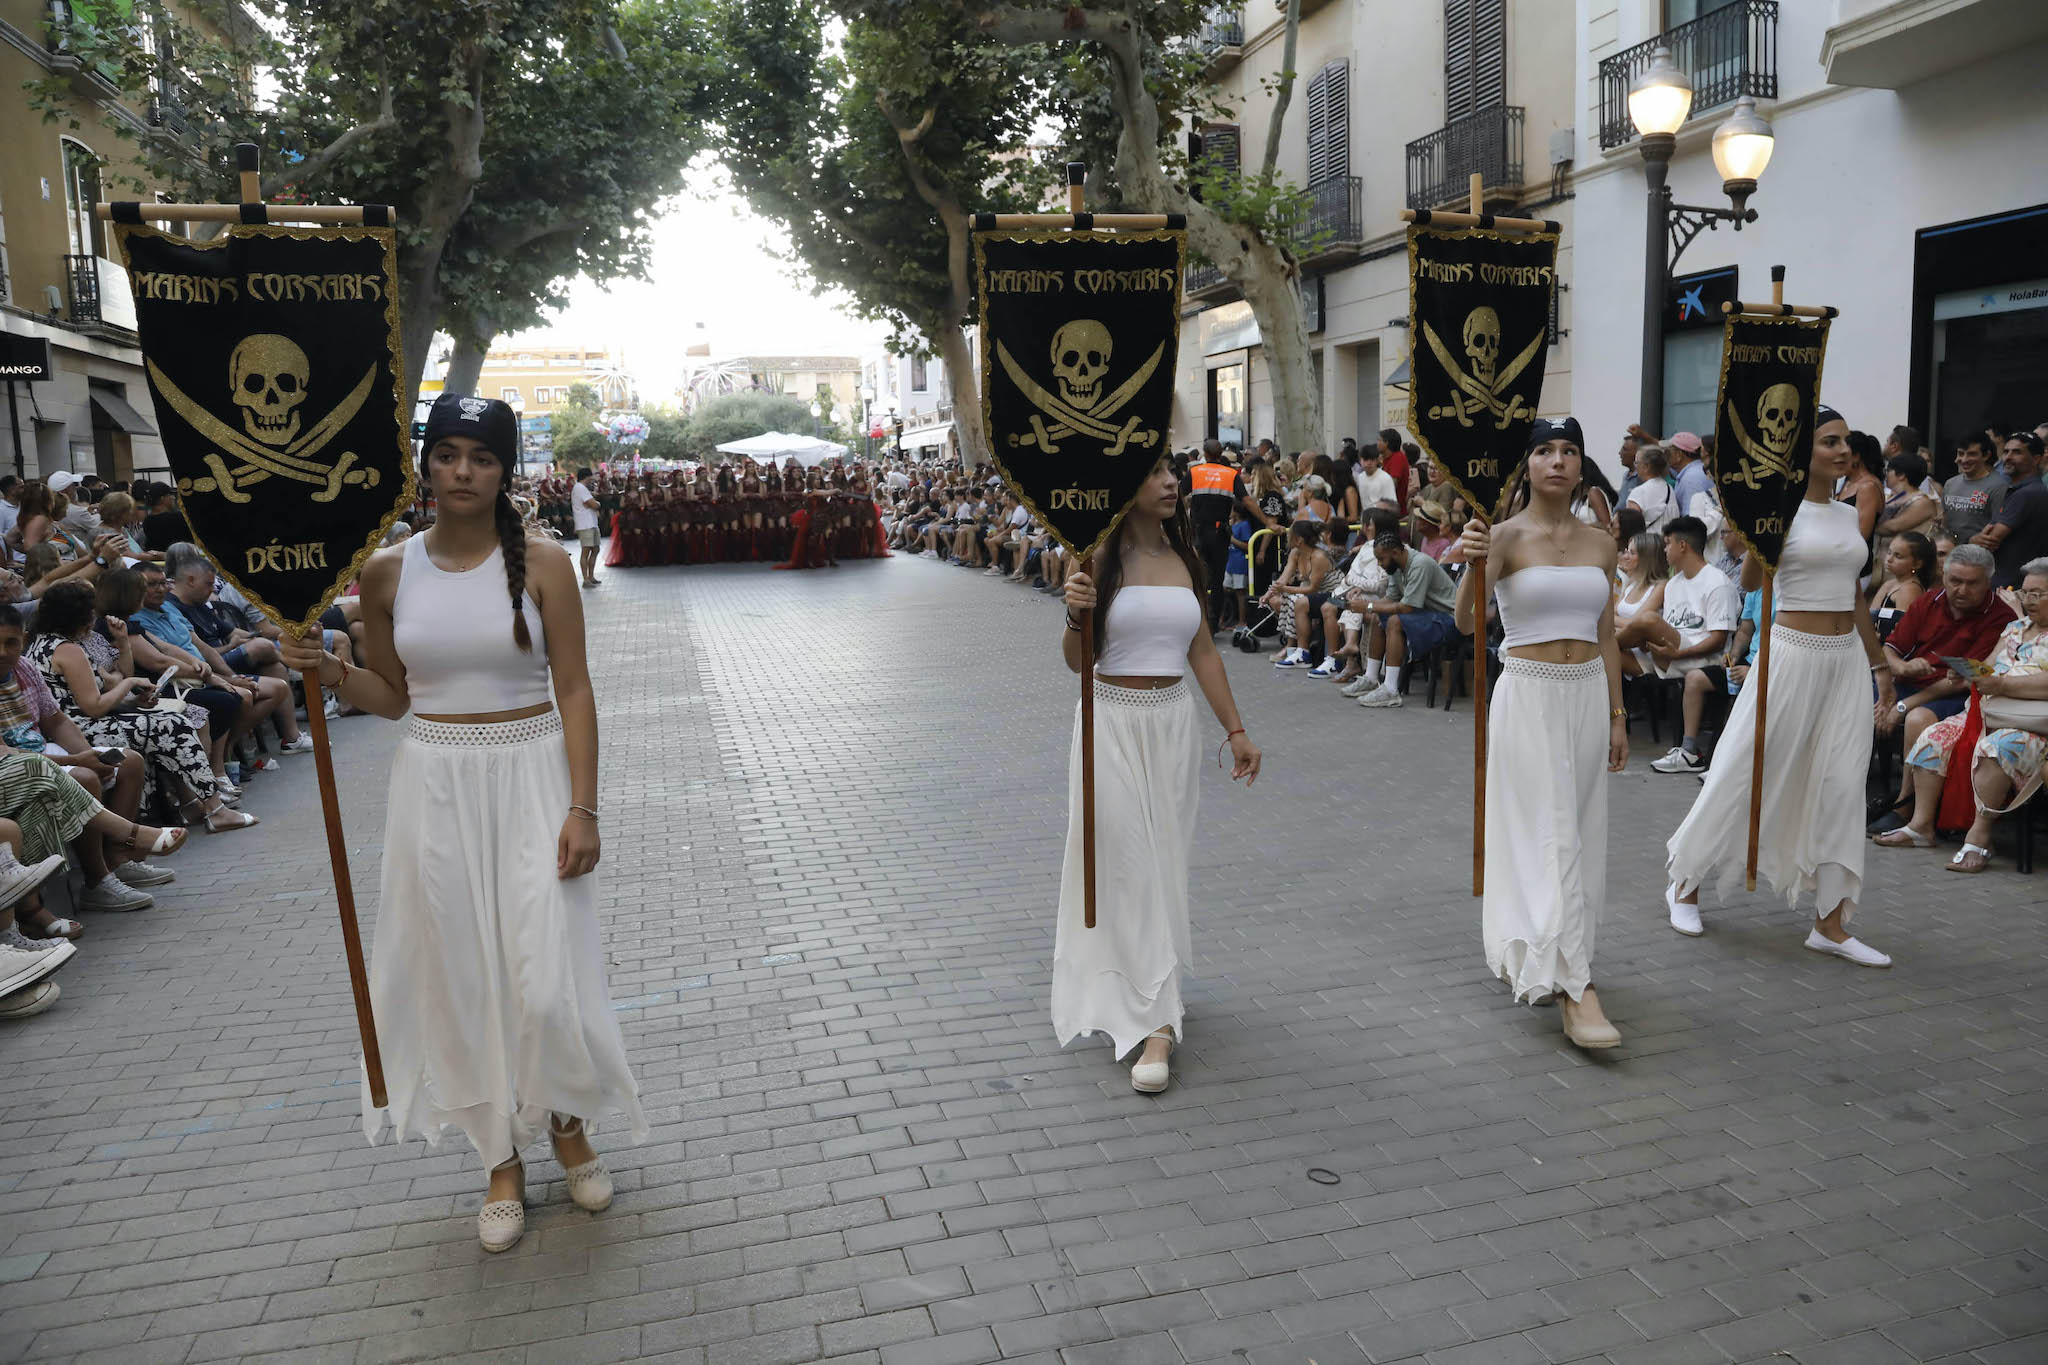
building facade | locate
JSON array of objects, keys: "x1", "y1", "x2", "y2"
[
  {"x1": 1172, "y1": 0, "x2": 1579, "y2": 457},
  {"x1": 1571, "y1": 0, "x2": 2048, "y2": 474},
  {"x1": 473, "y1": 344, "x2": 635, "y2": 416},
  {"x1": 729, "y1": 354, "x2": 862, "y2": 432},
  {"x1": 0, "y1": 0, "x2": 246, "y2": 483}
]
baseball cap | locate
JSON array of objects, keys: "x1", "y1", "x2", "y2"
[
  {"x1": 1669, "y1": 431, "x2": 1703, "y2": 454},
  {"x1": 44, "y1": 471, "x2": 78, "y2": 493}
]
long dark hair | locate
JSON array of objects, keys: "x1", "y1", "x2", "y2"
[
  {"x1": 1892, "y1": 529, "x2": 1935, "y2": 588},
  {"x1": 1092, "y1": 463, "x2": 1210, "y2": 646},
  {"x1": 421, "y1": 443, "x2": 532, "y2": 653}
]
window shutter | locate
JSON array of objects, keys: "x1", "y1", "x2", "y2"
[
  {"x1": 1445, "y1": 0, "x2": 1505, "y2": 120},
  {"x1": 1304, "y1": 61, "x2": 1349, "y2": 185},
  {"x1": 1200, "y1": 123, "x2": 1241, "y2": 175}
]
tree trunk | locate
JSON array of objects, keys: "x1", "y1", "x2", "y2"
[
  {"x1": 396, "y1": 44, "x2": 490, "y2": 416},
  {"x1": 444, "y1": 333, "x2": 492, "y2": 396},
  {"x1": 977, "y1": 6, "x2": 1323, "y2": 453},
  {"x1": 933, "y1": 323, "x2": 989, "y2": 470}
]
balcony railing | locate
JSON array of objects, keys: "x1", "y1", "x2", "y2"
[
  {"x1": 1598, "y1": 0, "x2": 1778, "y2": 150},
  {"x1": 43, "y1": 0, "x2": 122, "y2": 91},
  {"x1": 1200, "y1": 11, "x2": 1243, "y2": 52},
  {"x1": 1302, "y1": 175, "x2": 1363, "y2": 251},
  {"x1": 63, "y1": 255, "x2": 102, "y2": 325},
  {"x1": 1405, "y1": 105, "x2": 1526, "y2": 210},
  {"x1": 1186, "y1": 262, "x2": 1228, "y2": 294}
]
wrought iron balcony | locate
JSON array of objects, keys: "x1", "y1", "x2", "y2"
[
  {"x1": 1405, "y1": 105, "x2": 1526, "y2": 211},
  {"x1": 1598, "y1": 0, "x2": 1778, "y2": 150},
  {"x1": 42, "y1": 0, "x2": 121, "y2": 92},
  {"x1": 1200, "y1": 11, "x2": 1243, "y2": 52},
  {"x1": 149, "y1": 94, "x2": 190, "y2": 138},
  {"x1": 63, "y1": 254, "x2": 103, "y2": 326},
  {"x1": 1302, "y1": 175, "x2": 1363, "y2": 252},
  {"x1": 1186, "y1": 262, "x2": 1229, "y2": 295}
]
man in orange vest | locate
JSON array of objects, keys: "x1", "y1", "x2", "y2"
[{"x1": 1188, "y1": 439, "x2": 1246, "y2": 630}]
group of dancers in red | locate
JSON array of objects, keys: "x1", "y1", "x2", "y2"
[{"x1": 597, "y1": 459, "x2": 890, "y2": 570}]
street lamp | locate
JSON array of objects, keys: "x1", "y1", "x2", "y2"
[
  {"x1": 809, "y1": 399, "x2": 824, "y2": 439},
  {"x1": 859, "y1": 383, "x2": 875, "y2": 462},
  {"x1": 1631, "y1": 45, "x2": 1775, "y2": 428}
]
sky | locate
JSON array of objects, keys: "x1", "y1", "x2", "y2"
[{"x1": 498, "y1": 167, "x2": 888, "y2": 401}]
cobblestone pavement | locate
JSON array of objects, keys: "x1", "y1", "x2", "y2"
[{"x1": 4, "y1": 551, "x2": 2047, "y2": 1365}]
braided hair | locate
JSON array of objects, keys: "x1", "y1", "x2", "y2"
[{"x1": 495, "y1": 487, "x2": 534, "y2": 652}]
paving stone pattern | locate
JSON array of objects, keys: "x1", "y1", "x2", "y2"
[{"x1": 3, "y1": 553, "x2": 2046, "y2": 1365}]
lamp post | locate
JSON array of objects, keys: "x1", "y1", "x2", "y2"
[
  {"x1": 1630, "y1": 45, "x2": 1776, "y2": 429},
  {"x1": 860, "y1": 383, "x2": 875, "y2": 463}
]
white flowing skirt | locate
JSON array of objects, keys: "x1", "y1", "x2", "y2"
[
  {"x1": 363, "y1": 712, "x2": 648, "y2": 1171},
  {"x1": 1051, "y1": 679, "x2": 1199, "y2": 1060},
  {"x1": 1666, "y1": 625, "x2": 1871, "y2": 919},
  {"x1": 1484, "y1": 658, "x2": 1608, "y2": 1003}
]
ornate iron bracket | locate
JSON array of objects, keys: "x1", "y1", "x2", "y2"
[{"x1": 1661, "y1": 185, "x2": 1759, "y2": 270}]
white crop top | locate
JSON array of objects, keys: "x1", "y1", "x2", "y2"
[
  {"x1": 1496, "y1": 565, "x2": 1609, "y2": 648},
  {"x1": 1094, "y1": 585, "x2": 1202, "y2": 678},
  {"x1": 391, "y1": 533, "x2": 552, "y2": 714},
  {"x1": 1774, "y1": 498, "x2": 1864, "y2": 612}
]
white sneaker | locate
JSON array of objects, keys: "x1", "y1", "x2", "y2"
[
  {"x1": 1804, "y1": 929, "x2": 1891, "y2": 968},
  {"x1": 1273, "y1": 648, "x2": 1304, "y2": 668},
  {"x1": 1650, "y1": 746, "x2": 1705, "y2": 774},
  {"x1": 0, "y1": 929, "x2": 74, "y2": 998},
  {"x1": 116, "y1": 860, "x2": 175, "y2": 888},
  {"x1": 1666, "y1": 884, "x2": 1704, "y2": 937},
  {"x1": 1341, "y1": 675, "x2": 1380, "y2": 698},
  {"x1": 1358, "y1": 684, "x2": 1403, "y2": 708},
  {"x1": 0, "y1": 979, "x2": 61, "y2": 1018},
  {"x1": 1308, "y1": 657, "x2": 1341, "y2": 678},
  {"x1": 80, "y1": 875, "x2": 153, "y2": 913},
  {"x1": 323, "y1": 695, "x2": 341, "y2": 720},
  {"x1": 277, "y1": 734, "x2": 316, "y2": 755},
  {"x1": 0, "y1": 848, "x2": 66, "y2": 911}
]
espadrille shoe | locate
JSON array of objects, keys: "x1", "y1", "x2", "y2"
[{"x1": 478, "y1": 1160, "x2": 525, "y2": 1253}]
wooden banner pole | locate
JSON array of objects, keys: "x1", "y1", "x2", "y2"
[
  {"x1": 1745, "y1": 574, "x2": 1774, "y2": 893},
  {"x1": 1059, "y1": 162, "x2": 1100, "y2": 932},
  {"x1": 1461, "y1": 174, "x2": 1490, "y2": 900}
]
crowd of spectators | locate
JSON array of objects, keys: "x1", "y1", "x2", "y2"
[{"x1": 0, "y1": 466, "x2": 462, "y2": 1021}]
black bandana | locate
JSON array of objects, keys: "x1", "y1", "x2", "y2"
[
  {"x1": 1527, "y1": 416, "x2": 1584, "y2": 452},
  {"x1": 422, "y1": 393, "x2": 518, "y2": 464},
  {"x1": 1815, "y1": 405, "x2": 1846, "y2": 430}
]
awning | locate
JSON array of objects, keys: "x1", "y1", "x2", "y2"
[
  {"x1": 90, "y1": 387, "x2": 157, "y2": 436},
  {"x1": 1383, "y1": 356, "x2": 1411, "y2": 390},
  {"x1": 901, "y1": 422, "x2": 952, "y2": 450}
]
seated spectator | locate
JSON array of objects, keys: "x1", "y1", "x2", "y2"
[
  {"x1": 162, "y1": 544, "x2": 310, "y2": 755},
  {"x1": 0, "y1": 824, "x2": 75, "y2": 1017},
  {"x1": 1333, "y1": 508, "x2": 1401, "y2": 694},
  {"x1": 1871, "y1": 531, "x2": 1935, "y2": 638},
  {"x1": 1611, "y1": 504, "x2": 1646, "y2": 556},
  {"x1": 1303, "y1": 520, "x2": 1354, "y2": 676},
  {"x1": 133, "y1": 560, "x2": 282, "y2": 780},
  {"x1": 139, "y1": 481, "x2": 193, "y2": 554},
  {"x1": 1614, "y1": 530, "x2": 1670, "y2": 677},
  {"x1": 29, "y1": 579, "x2": 256, "y2": 833},
  {"x1": 1868, "y1": 543, "x2": 2013, "y2": 834},
  {"x1": 1625, "y1": 446, "x2": 1675, "y2": 532},
  {"x1": 1353, "y1": 533, "x2": 1459, "y2": 709},
  {"x1": 93, "y1": 491, "x2": 157, "y2": 564},
  {"x1": 1266, "y1": 520, "x2": 1336, "y2": 667},
  {"x1": 1413, "y1": 501, "x2": 1453, "y2": 561},
  {"x1": 1933, "y1": 529, "x2": 1957, "y2": 580},
  {"x1": 1619, "y1": 517, "x2": 1737, "y2": 772},
  {"x1": 120, "y1": 568, "x2": 246, "y2": 787},
  {"x1": 1878, "y1": 557, "x2": 2048, "y2": 870}
]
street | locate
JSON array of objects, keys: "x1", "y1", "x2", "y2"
[{"x1": 3, "y1": 553, "x2": 2046, "y2": 1365}]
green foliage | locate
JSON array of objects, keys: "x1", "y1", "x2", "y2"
[
  {"x1": 639, "y1": 405, "x2": 691, "y2": 463},
  {"x1": 562, "y1": 382, "x2": 602, "y2": 411},
  {"x1": 551, "y1": 387, "x2": 608, "y2": 468},
  {"x1": 682, "y1": 390, "x2": 818, "y2": 458}
]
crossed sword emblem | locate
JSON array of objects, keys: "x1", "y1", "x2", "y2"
[
  {"x1": 146, "y1": 359, "x2": 383, "y2": 504},
  {"x1": 1421, "y1": 322, "x2": 1544, "y2": 431},
  {"x1": 1721, "y1": 399, "x2": 1796, "y2": 491},
  {"x1": 997, "y1": 341, "x2": 1165, "y2": 457}
]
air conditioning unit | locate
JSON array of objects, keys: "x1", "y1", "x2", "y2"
[{"x1": 1549, "y1": 128, "x2": 1576, "y2": 167}]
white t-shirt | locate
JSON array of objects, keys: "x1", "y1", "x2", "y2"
[
  {"x1": 1628, "y1": 479, "x2": 1675, "y2": 532},
  {"x1": 1657, "y1": 563, "x2": 1739, "y2": 676},
  {"x1": 1008, "y1": 505, "x2": 1029, "y2": 529},
  {"x1": 1354, "y1": 467, "x2": 1397, "y2": 509},
  {"x1": 571, "y1": 482, "x2": 599, "y2": 532}
]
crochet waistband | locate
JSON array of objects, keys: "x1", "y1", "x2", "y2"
[
  {"x1": 1770, "y1": 624, "x2": 1859, "y2": 651},
  {"x1": 1091, "y1": 678, "x2": 1189, "y2": 707},
  {"x1": 1499, "y1": 656, "x2": 1605, "y2": 681},
  {"x1": 406, "y1": 710, "x2": 561, "y2": 747}
]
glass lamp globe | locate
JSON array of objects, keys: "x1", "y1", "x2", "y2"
[
  {"x1": 1711, "y1": 95, "x2": 1775, "y2": 189},
  {"x1": 1628, "y1": 46, "x2": 1693, "y2": 139}
]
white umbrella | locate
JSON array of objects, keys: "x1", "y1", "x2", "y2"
[{"x1": 713, "y1": 432, "x2": 848, "y2": 467}]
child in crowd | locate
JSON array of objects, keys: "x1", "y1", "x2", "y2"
[{"x1": 1225, "y1": 511, "x2": 1252, "y2": 630}]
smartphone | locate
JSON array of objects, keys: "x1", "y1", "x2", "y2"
[
  {"x1": 152, "y1": 664, "x2": 179, "y2": 694},
  {"x1": 96, "y1": 748, "x2": 124, "y2": 765}
]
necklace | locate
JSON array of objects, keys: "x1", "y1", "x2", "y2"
[{"x1": 1530, "y1": 515, "x2": 1575, "y2": 560}]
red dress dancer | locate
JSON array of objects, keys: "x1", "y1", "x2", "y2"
[
  {"x1": 712, "y1": 465, "x2": 741, "y2": 561},
  {"x1": 739, "y1": 465, "x2": 766, "y2": 560},
  {"x1": 848, "y1": 471, "x2": 892, "y2": 558},
  {"x1": 761, "y1": 466, "x2": 787, "y2": 562}
]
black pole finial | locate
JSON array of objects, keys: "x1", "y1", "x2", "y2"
[
  {"x1": 1770, "y1": 264, "x2": 1786, "y2": 283},
  {"x1": 234, "y1": 143, "x2": 259, "y2": 172},
  {"x1": 1066, "y1": 161, "x2": 1086, "y2": 187}
]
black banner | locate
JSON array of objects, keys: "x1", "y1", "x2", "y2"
[
  {"x1": 113, "y1": 224, "x2": 413, "y2": 632},
  {"x1": 1712, "y1": 313, "x2": 1831, "y2": 570},
  {"x1": 1407, "y1": 225, "x2": 1559, "y2": 519},
  {"x1": 974, "y1": 229, "x2": 1186, "y2": 558}
]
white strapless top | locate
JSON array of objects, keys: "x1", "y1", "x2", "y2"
[
  {"x1": 1496, "y1": 564, "x2": 1609, "y2": 648},
  {"x1": 1094, "y1": 585, "x2": 1202, "y2": 678}
]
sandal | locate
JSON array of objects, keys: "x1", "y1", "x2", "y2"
[
  {"x1": 124, "y1": 822, "x2": 187, "y2": 858},
  {"x1": 1872, "y1": 827, "x2": 1936, "y2": 848},
  {"x1": 20, "y1": 908, "x2": 84, "y2": 941},
  {"x1": 204, "y1": 809, "x2": 260, "y2": 834},
  {"x1": 1945, "y1": 843, "x2": 1991, "y2": 874}
]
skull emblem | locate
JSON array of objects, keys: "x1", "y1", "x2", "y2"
[
  {"x1": 1756, "y1": 383, "x2": 1800, "y2": 459},
  {"x1": 1051, "y1": 320, "x2": 1112, "y2": 411},
  {"x1": 1462, "y1": 307, "x2": 1501, "y2": 388},
  {"x1": 229, "y1": 334, "x2": 310, "y2": 447}
]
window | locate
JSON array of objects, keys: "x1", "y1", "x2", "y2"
[
  {"x1": 910, "y1": 355, "x2": 927, "y2": 392},
  {"x1": 1304, "y1": 61, "x2": 1350, "y2": 186},
  {"x1": 1197, "y1": 123, "x2": 1241, "y2": 175},
  {"x1": 1665, "y1": 0, "x2": 1741, "y2": 24},
  {"x1": 501, "y1": 387, "x2": 521, "y2": 402},
  {"x1": 533, "y1": 386, "x2": 552, "y2": 404},
  {"x1": 61, "y1": 139, "x2": 105, "y2": 259},
  {"x1": 1443, "y1": 0, "x2": 1506, "y2": 121}
]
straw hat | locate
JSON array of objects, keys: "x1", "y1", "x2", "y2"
[{"x1": 1416, "y1": 500, "x2": 1447, "y2": 527}]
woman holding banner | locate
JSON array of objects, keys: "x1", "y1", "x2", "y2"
[
  {"x1": 1455, "y1": 418, "x2": 1629, "y2": 1050},
  {"x1": 1665, "y1": 407, "x2": 1897, "y2": 967},
  {"x1": 282, "y1": 394, "x2": 647, "y2": 1253},
  {"x1": 1054, "y1": 458, "x2": 1261, "y2": 1093}
]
